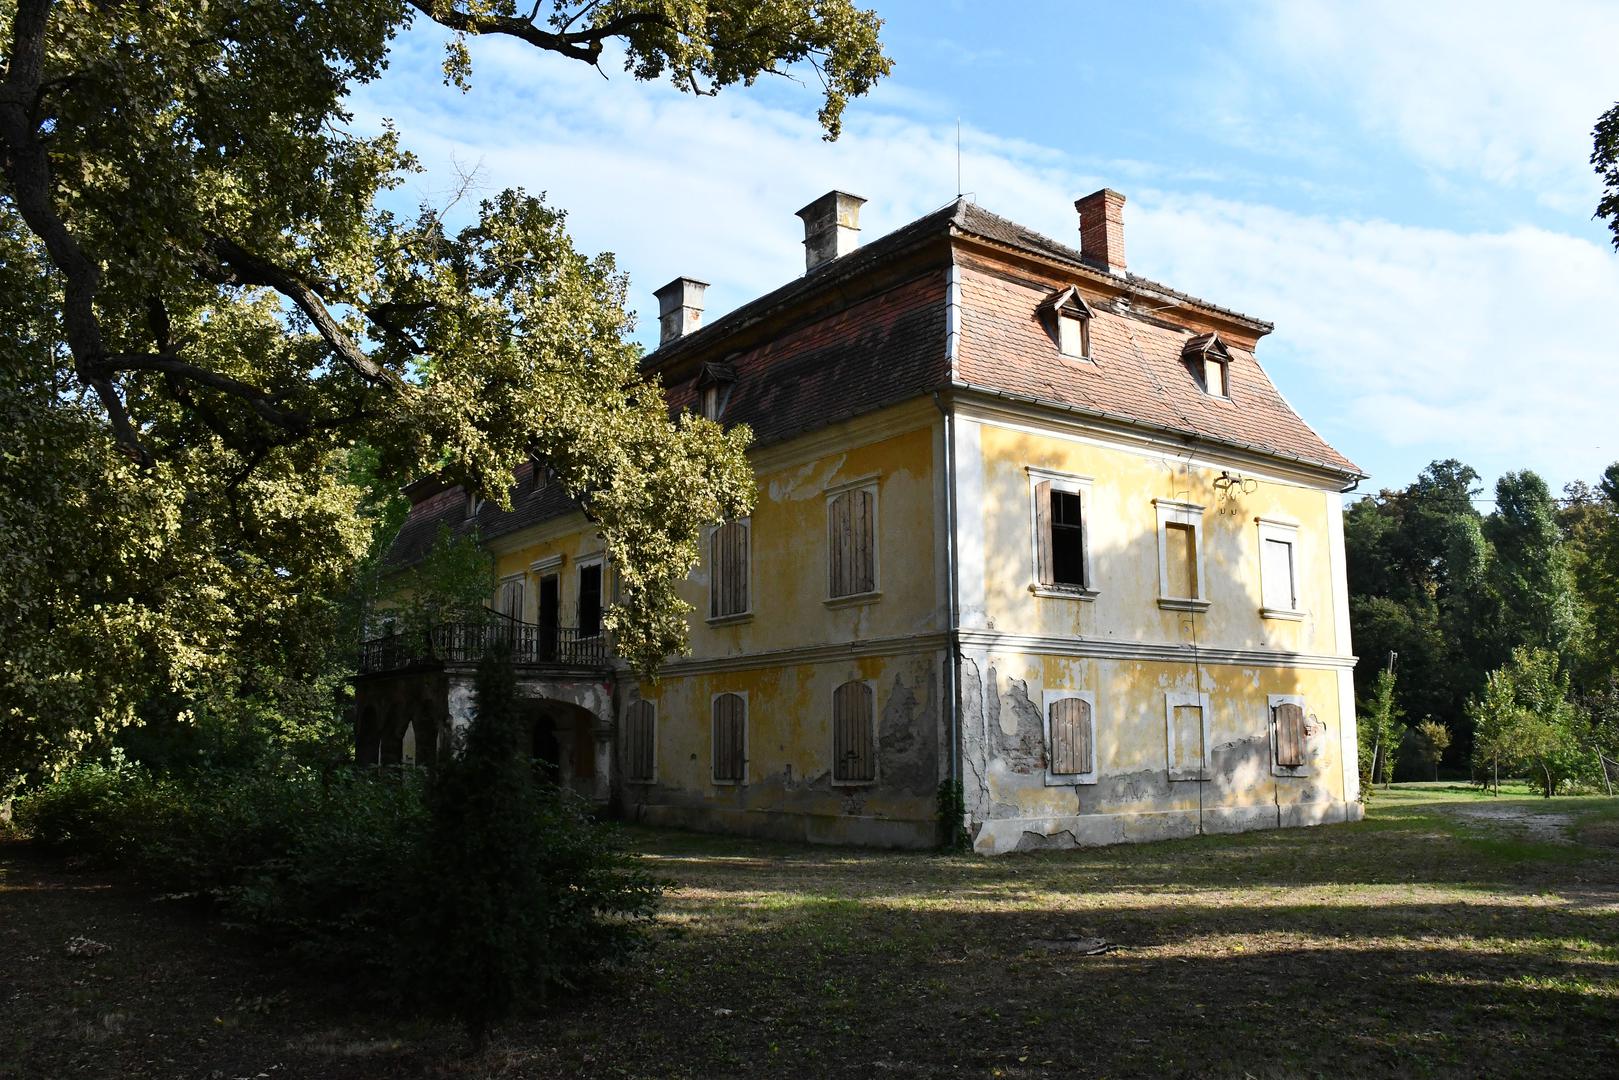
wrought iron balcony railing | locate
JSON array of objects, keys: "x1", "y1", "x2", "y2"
[{"x1": 358, "y1": 615, "x2": 610, "y2": 674}]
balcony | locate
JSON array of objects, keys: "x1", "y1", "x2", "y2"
[{"x1": 358, "y1": 614, "x2": 611, "y2": 675}]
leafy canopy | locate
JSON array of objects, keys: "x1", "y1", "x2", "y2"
[{"x1": 0, "y1": 0, "x2": 891, "y2": 792}]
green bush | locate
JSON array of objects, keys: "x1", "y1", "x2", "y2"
[{"x1": 405, "y1": 648, "x2": 660, "y2": 1046}]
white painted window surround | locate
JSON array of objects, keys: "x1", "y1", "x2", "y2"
[
  {"x1": 1154, "y1": 499, "x2": 1209, "y2": 612},
  {"x1": 1257, "y1": 517, "x2": 1304, "y2": 620},
  {"x1": 1026, "y1": 466, "x2": 1097, "y2": 600},
  {"x1": 1164, "y1": 691, "x2": 1213, "y2": 781}
]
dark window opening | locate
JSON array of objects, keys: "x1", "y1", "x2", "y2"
[
  {"x1": 578, "y1": 564, "x2": 602, "y2": 638},
  {"x1": 1051, "y1": 490, "x2": 1086, "y2": 587}
]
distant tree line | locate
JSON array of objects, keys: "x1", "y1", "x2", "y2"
[{"x1": 1348, "y1": 460, "x2": 1619, "y2": 792}]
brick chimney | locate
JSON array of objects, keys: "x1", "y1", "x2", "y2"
[
  {"x1": 1074, "y1": 189, "x2": 1127, "y2": 275},
  {"x1": 795, "y1": 190, "x2": 866, "y2": 272},
  {"x1": 653, "y1": 277, "x2": 707, "y2": 345}
]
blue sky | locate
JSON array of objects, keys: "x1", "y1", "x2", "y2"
[{"x1": 352, "y1": 0, "x2": 1619, "y2": 498}]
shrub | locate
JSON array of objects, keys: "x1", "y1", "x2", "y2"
[{"x1": 404, "y1": 648, "x2": 660, "y2": 1046}]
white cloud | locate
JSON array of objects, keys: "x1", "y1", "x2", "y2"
[
  {"x1": 352, "y1": 21, "x2": 1619, "y2": 490},
  {"x1": 1243, "y1": 0, "x2": 1617, "y2": 211}
]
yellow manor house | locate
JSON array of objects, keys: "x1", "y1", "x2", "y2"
[{"x1": 355, "y1": 188, "x2": 1366, "y2": 854}]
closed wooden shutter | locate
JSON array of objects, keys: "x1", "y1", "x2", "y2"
[
  {"x1": 1049, "y1": 697, "x2": 1093, "y2": 775},
  {"x1": 833, "y1": 681, "x2": 876, "y2": 782},
  {"x1": 710, "y1": 521, "x2": 749, "y2": 618},
  {"x1": 1033, "y1": 480, "x2": 1053, "y2": 585},
  {"x1": 624, "y1": 701, "x2": 655, "y2": 782},
  {"x1": 712, "y1": 693, "x2": 745, "y2": 782},
  {"x1": 829, "y1": 488, "x2": 876, "y2": 597},
  {"x1": 1274, "y1": 702, "x2": 1307, "y2": 767}
]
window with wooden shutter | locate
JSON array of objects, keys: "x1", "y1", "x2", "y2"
[
  {"x1": 498, "y1": 576, "x2": 524, "y2": 622},
  {"x1": 712, "y1": 693, "x2": 746, "y2": 783},
  {"x1": 832, "y1": 680, "x2": 876, "y2": 783},
  {"x1": 1274, "y1": 701, "x2": 1307, "y2": 769},
  {"x1": 827, "y1": 485, "x2": 877, "y2": 599},
  {"x1": 623, "y1": 700, "x2": 656, "y2": 783},
  {"x1": 710, "y1": 519, "x2": 750, "y2": 619},
  {"x1": 1048, "y1": 697, "x2": 1093, "y2": 777},
  {"x1": 1030, "y1": 470, "x2": 1095, "y2": 597}
]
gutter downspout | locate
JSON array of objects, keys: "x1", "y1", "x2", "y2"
[{"x1": 937, "y1": 256, "x2": 965, "y2": 843}]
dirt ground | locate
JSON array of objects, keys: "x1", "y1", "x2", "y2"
[{"x1": 4, "y1": 784, "x2": 1618, "y2": 1079}]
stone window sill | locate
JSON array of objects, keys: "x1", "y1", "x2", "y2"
[
  {"x1": 706, "y1": 611, "x2": 754, "y2": 627},
  {"x1": 825, "y1": 590, "x2": 882, "y2": 609},
  {"x1": 1031, "y1": 584, "x2": 1099, "y2": 602},
  {"x1": 1260, "y1": 608, "x2": 1305, "y2": 622},
  {"x1": 1157, "y1": 597, "x2": 1211, "y2": 613}
]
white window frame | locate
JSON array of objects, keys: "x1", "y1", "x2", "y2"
[
  {"x1": 1155, "y1": 499, "x2": 1209, "y2": 612},
  {"x1": 1027, "y1": 466, "x2": 1098, "y2": 601},
  {"x1": 824, "y1": 475, "x2": 881, "y2": 606},
  {"x1": 1268, "y1": 693, "x2": 1313, "y2": 778},
  {"x1": 1257, "y1": 517, "x2": 1304, "y2": 620},
  {"x1": 706, "y1": 516, "x2": 753, "y2": 625},
  {"x1": 576, "y1": 553, "x2": 605, "y2": 638},
  {"x1": 1043, "y1": 689, "x2": 1099, "y2": 785},
  {"x1": 710, "y1": 690, "x2": 748, "y2": 786},
  {"x1": 622, "y1": 699, "x2": 658, "y2": 785},
  {"x1": 1164, "y1": 690, "x2": 1213, "y2": 782},
  {"x1": 1057, "y1": 310, "x2": 1090, "y2": 360},
  {"x1": 829, "y1": 678, "x2": 879, "y2": 787}
]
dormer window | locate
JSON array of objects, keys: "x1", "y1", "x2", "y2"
[
  {"x1": 1038, "y1": 286, "x2": 1094, "y2": 361},
  {"x1": 1182, "y1": 332, "x2": 1234, "y2": 399},
  {"x1": 694, "y1": 360, "x2": 737, "y2": 421}
]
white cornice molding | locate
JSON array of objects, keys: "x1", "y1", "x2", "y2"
[
  {"x1": 616, "y1": 631, "x2": 951, "y2": 679},
  {"x1": 955, "y1": 628, "x2": 1356, "y2": 671}
]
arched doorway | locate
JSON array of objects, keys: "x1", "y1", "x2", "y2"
[{"x1": 522, "y1": 699, "x2": 603, "y2": 802}]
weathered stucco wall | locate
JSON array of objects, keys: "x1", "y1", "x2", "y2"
[
  {"x1": 953, "y1": 410, "x2": 1361, "y2": 854},
  {"x1": 621, "y1": 648, "x2": 946, "y2": 847}
]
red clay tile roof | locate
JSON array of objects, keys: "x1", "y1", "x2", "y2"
[
  {"x1": 383, "y1": 196, "x2": 1359, "y2": 570},
  {"x1": 954, "y1": 265, "x2": 1359, "y2": 476}
]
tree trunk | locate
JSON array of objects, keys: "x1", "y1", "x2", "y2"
[
  {"x1": 1542, "y1": 761, "x2": 1553, "y2": 798},
  {"x1": 1493, "y1": 759, "x2": 1499, "y2": 797}
]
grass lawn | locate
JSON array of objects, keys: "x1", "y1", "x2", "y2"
[{"x1": 4, "y1": 784, "x2": 1619, "y2": 1078}]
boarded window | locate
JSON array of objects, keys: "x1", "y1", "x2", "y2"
[
  {"x1": 1048, "y1": 697, "x2": 1093, "y2": 776},
  {"x1": 828, "y1": 487, "x2": 877, "y2": 598},
  {"x1": 710, "y1": 520, "x2": 750, "y2": 618},
  {"x1": 1169, "y1": 702, "x2": 1206, "y2": 778},
  {"x1": 833, "y1": 681, "x2": 876, "y2": 783},
  {"x1": 1164, "y1": 521, "x2": 1198, "y2": 599},
  {"x1": 1262, "y1": 536, "x2": 1296, "y2": 611},
  {"x1": 712, "y1": 693, "x2": 746, "y2": 783},
  {"x1": 578, "y1": 563, "x2": 603, "y2": 637},
  {"x1": 1274, "y1": 702, "x2": 1307, "y2": 768},
  {"x1": 1057, "y1": 311, "x2": 1089, "y2": 358},
  {"x1": 624, "y1": 701, "x2": 656, "y2": 782}
]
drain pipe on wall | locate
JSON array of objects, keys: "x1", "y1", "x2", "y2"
[{"x1": 934, "y1": 388, "x2": 963, "y2": 842}]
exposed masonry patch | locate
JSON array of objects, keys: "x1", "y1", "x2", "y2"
[
  {"x1": 960, "y1": 658, "x2": 992, "y2": 818},
  {"x1": 996, "y1": 675, "x2": 1047, "y2": 775}
]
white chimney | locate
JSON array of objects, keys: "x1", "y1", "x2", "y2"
[
  {"x1": 795, "y1": 190, "x2": 866, "y2": 272},
  {"x1": 653, "y1": 277, "x2": 707, "y2": 344}
]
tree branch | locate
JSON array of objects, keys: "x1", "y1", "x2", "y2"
[
  {"x1": 409, "y1": 1, "x2": 671, "y2": 64},
  {"x1": 96, "y1": 352, "x2": 310, "y2": 433}
]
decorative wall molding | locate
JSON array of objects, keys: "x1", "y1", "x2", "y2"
[
  {"x1": 955, "y1": 628, "x2": 1357, "y2": 671},
  {"x1": 624, "y1": 631, "x2": 950, "y2": 679}
]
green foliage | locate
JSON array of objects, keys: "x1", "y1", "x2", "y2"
[
  {"x1": 1, "y1": 0, "x2": 884, "y2": 787},
  {"x1": 1468, "y1": 647, "x2": 1593, "y2": 797},
  {"x1": 1594, "y1": 101, "x2": 1619, "y2": 251},
  {"x1": 936, "y1": 778, "x2": 969, "y2": 851},
  {"x1": 407, "y1": 648, "x2": 660, "y2": 1044},
  {"x1": 396, "y1": 522, "x2": 498, "y2": 641},
  {"x1": 1414, "y1": 719, "x2": 1452, "y2": 780},
  {"x1": 1357, "y1": 668, "x2": 1405, "y2": 792}
]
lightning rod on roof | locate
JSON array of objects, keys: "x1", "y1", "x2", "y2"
[{"x1": 956, "y1": 116, "x2": 962, "y2": 199}]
